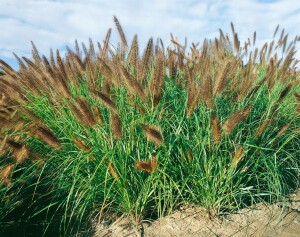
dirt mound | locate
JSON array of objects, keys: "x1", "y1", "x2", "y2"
[{"x1": 93, "y1": 190, "x2": 300, "y2": 237}]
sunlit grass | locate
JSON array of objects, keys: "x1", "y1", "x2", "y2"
[{"x1": 0, "y1": 18, "x2": 300, "y2": 236}]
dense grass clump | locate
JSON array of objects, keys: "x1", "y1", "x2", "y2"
[{"x1": 0, "y1": 17, "x2": 300, "y2": 235}]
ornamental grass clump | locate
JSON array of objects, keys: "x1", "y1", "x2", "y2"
[{"x1": 0, "y1": 17, "x2": 300, "y2": 235}]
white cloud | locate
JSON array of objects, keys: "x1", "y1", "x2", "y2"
[{"x1": 0, "y1": 0, "x2": 299, "y2": 68}]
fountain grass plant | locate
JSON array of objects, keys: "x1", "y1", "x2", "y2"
[{"x1": 0, "y1": 17, "x2": 300, "y2": 236}]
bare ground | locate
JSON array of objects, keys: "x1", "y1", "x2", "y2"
[{"x1": 92, "y1": 189, "x2": 300, "y2": 237}]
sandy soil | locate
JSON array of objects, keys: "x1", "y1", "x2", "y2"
[{"x1": 92, "y1": 190, "x2": 300, "y2": 237}]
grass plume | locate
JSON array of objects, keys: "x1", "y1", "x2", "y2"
[
  {"x1": 134, "y1": 157, "x2": 158, "y2": 173},
  {"x1": 222, "y1": 105, "x2": 252, "y2": 135},
  {"x1": 141, "y1": 124, "x2": 164, "y2": 146}
]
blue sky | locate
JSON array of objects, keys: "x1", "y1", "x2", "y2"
[{"x1": 0, "y1": 0, "x2": 300, "y2": 69}]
